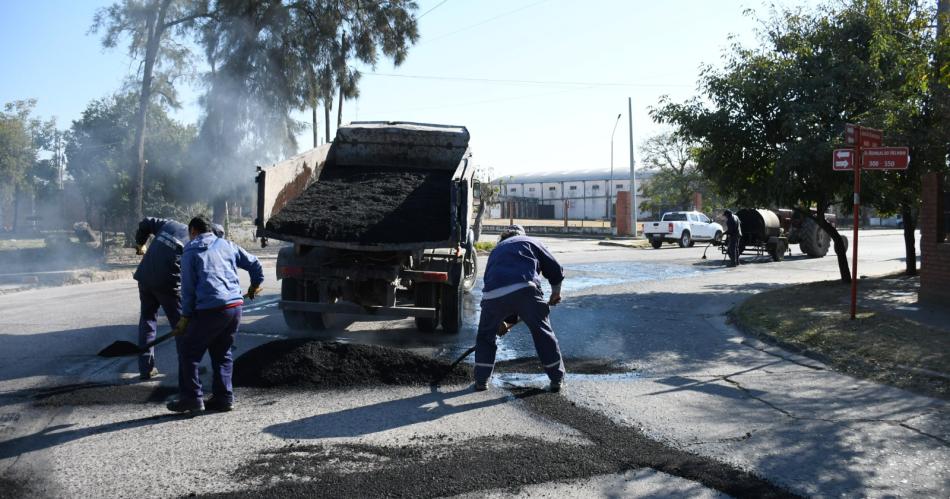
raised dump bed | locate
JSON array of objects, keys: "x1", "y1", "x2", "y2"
[{"x1": 255, "y1": 122, "x2": 478, "y2": 334}]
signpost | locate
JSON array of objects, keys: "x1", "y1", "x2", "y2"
[{"x1": 833, "y1": 125, "x2": 909, "y2": 319}]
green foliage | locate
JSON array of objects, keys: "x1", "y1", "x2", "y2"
[
  {"x1": 638, "y1": 132, "x2": 726, "y2": 216},
  {"x1": 651, "y1": 0, "x2": 942, "y2": 215},
  {"x1": 66, "y1": 93, "x2": 198, "y2": 222},
  {"x1": 0, "y1": 103, "x2": 36, "y2": 194}
]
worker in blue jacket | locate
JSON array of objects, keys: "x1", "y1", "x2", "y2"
[
  {"x1": 166, "y1": 215, "x2": 264, "y2": 413},
  {"x1": 133, "y1": 217, "x2": 189, "y2": 380},
  {"x1": 474, "y1": 225, "x2": 566, "y2": 392}
]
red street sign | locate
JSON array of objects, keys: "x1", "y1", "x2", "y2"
[
  {"x1": 859, "y1": 127, "x2": 883, "y2": 148},
  {"x1": 844, "y1": 123, "x2": 882, "y2": 147},
  {"x1": 833, "y1": 148, "x2": 855, "y2": 170},
  {"x1": 861, "y1": 147, "x2": 909, "y2": 170}
]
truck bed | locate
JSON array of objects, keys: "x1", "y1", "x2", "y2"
[{"x1": 264, "y1": 165, "x2": 452, "y2": 245}]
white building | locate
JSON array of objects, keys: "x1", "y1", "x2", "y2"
[{"x1": 491, "y1": 169, "x2": 654, "y2": 220}]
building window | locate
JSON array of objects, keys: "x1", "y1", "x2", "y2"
[
  {"x1": 548, "y1": 186, "x2": 556, "y2": 191},
  {"x1": 592, "y1": 185, "x2": 600, "y2": 190},
  {"x1": 569, "y1": 186, "x2": 578, "y2": 191},
  {"x1": 528, "y1": 187, "x2": 536, "y2": 192},
  {"x1": 509, "y1": 188, "x2": 517, "y2": 193},
  {"x1": 616, "y1": 184, "x2": 623, "y2": 189}
]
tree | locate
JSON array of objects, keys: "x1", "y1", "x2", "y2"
[
  {"x1": 652, "y1": 0, "x2": 943, "y2": 282},
  {"x1": 66, "y1": 94, "x2": 198, "y2": 228},
  {"x1": 0, "y1": 102, "x2": 36, "y2": 231},
  {"x1": 638, "y1": 132, "x2": 725, "y2": 215},
  {"x1": 92, "y1": 0, "x2": 210, "y2": 227}
]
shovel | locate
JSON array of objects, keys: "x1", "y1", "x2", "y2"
[
  {"x1": 98, "y1": 330, "x2": 177, "y2": 357},
  {"x1": 431, "y1": 316, "x2": 519, "y2": 385}
]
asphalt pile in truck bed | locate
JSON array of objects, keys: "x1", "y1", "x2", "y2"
[
  {"x1": 233, "y1": 339, "x2": 472, "y2": 389},
  {"x1": 265, "y1": 166, "x2": 453, "y2": 245}
]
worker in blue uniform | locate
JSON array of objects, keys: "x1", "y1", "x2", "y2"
[
  {"x1": 166, "y1": 215, "x2": 264, "y2": 414},
  {"x1": 133, "y1": 217, "x2": 190, "y2": 380},
  {"x1": 473, "y1": 225, "x2": 566, "y2": 393}
]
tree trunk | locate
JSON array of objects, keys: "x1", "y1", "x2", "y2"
[
  {"x1": 132, "y1": 0, "x2": 172, "y2": 230},
  {"x1": 12, "y1": 183, "x2": 20, "y2": 233},
  {"x1": 312, "y1": 103, "x2": 318, "y2": 147},
  {"x1": 813, "y1": 212, "x2": 851, "y2": 283},
  {"x1": 324, "y1": 99, "x2": 332, "y2": 143},
  {"x1": 337, "y1": 87, "x2": 344, "y2": 128},
  {"x1": 212, "y1": 197, "x2": 227, "y2": 225},
  {"x1": 473, "y1": 201, "x2": 487, "y2": 242},
  {"x1": 901, "y1": 205, "x2": 918, "y2": 275}
]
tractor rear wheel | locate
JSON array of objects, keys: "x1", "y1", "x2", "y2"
[{"x1": 799, "y1": 218, "x2": 830, "y2": 257}]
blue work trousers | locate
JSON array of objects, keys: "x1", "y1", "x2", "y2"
[
  {"x1": 176, "y1": 305, "x2": 241, "y2": 404},
  {"x1": 138, "y1": 283, "x2": 181, "y2": 376},
  {"x1": 474, "y1": 286, "x2": 565, "y2": 384}
]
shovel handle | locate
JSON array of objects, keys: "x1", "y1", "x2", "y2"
[{"x1": 143, "y1": 330, "x2": 176, "y2": 351}]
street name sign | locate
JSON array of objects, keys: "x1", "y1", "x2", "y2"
[
  {"x1": 861, "y1": 147, "x2": 909, "y2": 170},
  {"x1": 844, "y1": 123, "x2": 883, "y2": 147},
  {"x1": 833, "y1": 148, "x2": 855, "y2": 170}
]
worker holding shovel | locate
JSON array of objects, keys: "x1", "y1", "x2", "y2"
[
  {"x1": 473, "y1": 225, "x2": 565, "y2": 393},
  {"x1": 165, "y1": 215, "x2": 264, "y2": 414}
]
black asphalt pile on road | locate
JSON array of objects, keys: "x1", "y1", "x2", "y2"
[
  {"x1": 495, "y1": 357, "x2": 628, "y2": 374},
  {"x1": 202, "y1": 389, "x2": 800, "y2": 499},
  {"x1": 97, "y1": 340, "x2": 141, "y2": 357},
  {"x1": 233, "y1": 339, "x2": 472, "y2": 389},
  {"x1": 265, "y1": 166, "x2": 452, "y2": 245}
]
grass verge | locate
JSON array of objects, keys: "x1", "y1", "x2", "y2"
[
  {"x1": 474, "y1": 241, "x2": 496, "y2": 253},
  {"x1": 731, "y1": 275, "x2": 949, "y2": 400}
]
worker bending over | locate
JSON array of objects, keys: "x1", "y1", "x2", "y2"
[
  {"x1": 166, "y1": 215, "x2": 264, "y2": 414},
  {"x1": 474, "y1": 225, "x2": 565, "y2": 392}
]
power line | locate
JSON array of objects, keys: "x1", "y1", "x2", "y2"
[
  {"x1": 417, "y1": 0, "x2": 450, "y2": 19},
  {"x1": 423, "y1": 0, "x2": 551, "y2": 43},
  {"x1": 365, "y1": 72, "x2": 693, "y2": 88}
]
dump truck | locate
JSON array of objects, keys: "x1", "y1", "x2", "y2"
[{"x1": 255, "y1": 122, "x2": 478, "y2": 334}]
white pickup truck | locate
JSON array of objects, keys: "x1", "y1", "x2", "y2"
[{"x1": 644, "y1": 211, "x2": 723, "y2": 249}]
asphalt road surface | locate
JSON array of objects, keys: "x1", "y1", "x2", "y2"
[{"x1": 0, "y1": 229, "x2": 947, "y2": 498}]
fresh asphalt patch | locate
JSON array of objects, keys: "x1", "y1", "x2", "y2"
[
  {"x1": 233, "y1": 340, "x2": 472, "y2": 389},
  {"x1": 495, "y1": 357, "x2": 628, "y2": 375},
  {"x1": 196, "y1": 389, "x2": 799, "y2": 499},
  {"x1": 29, "y1": 382, "x2": 177, "y2": 407}
]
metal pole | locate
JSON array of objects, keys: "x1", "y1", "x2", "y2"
[
  {"x1": 628, "y1": 97, "x2": 637, "y2": 237},
  {"x1": 850, "y1": 129, "x2": 862, "y2": 320},
  {"x1": 610, "y1": 113, "x2": 621, "y2": 226}
]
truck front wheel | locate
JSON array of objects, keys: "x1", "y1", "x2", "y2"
[{"x1": 678, "y1": 231, "x2": 691, "y2": 248}]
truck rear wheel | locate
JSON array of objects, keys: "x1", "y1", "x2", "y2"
[
  {"x1": 440, "y1": 281, "x2": 463, "y2": 334},
  {"x1": 280, "y1": 278, "x2": 328, "y2": 330},
  {"x1": 799, "y1": 217, "x2": 830, "y2": 258},
  {"x1": 678, "y1": 231, "x2": 691, "y2": 248},
  {"x1": 414, "y1": 283, "x2": 439, "y2": 332},
  {"x1": 461, "y1": 249, "x2": 478, "y2": 293},
  {"x1": 650, "y1": 237, "x2": 663, "y2": 249}
]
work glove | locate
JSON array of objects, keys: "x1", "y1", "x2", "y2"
[
  {"x1": 548, "y1": 284, "x2": 562, "y2": 306},
  {"x1": 171, "y1": 317, "x2": 190, "y2": 337},
  {"x1": 135, "y1": 244, "x2": 146, "y2": 255},
  {"x1": 245, "y1": 284, "x2": 263, "y2": 300},
  {"x1": 498, "y1": 314, "x2": 519, "y2": 337}
]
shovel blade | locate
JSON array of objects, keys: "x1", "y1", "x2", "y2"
[{"x1": 98, "y1": 341, "x2": 142, "y2": 357}]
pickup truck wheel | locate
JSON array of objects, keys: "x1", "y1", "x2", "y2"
[
  {"x1": 678, "y1": 231, "x2": 691, "y2": 248},
  {"x1": 440, "y1": 281, "x2": 463, "y2": 334},
  {"x1": 280, "y1": 278, "x2": 310, "y2": 330},
  {"x1": 650, "y1": 237, "x2": 663, "y2": 249},
  {"x1": 414, "y1": 283, "x2": 439, "y2": 332}
]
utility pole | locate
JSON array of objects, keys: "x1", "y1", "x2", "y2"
[
  {"x1": 628, "y1": 97, "x2": 637, "y2": 237},
  {"x1": 609, "y1": 113, "x2": 621, "y2": 227}
]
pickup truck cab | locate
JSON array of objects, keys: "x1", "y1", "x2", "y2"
[{"x1": 644, "y1": 211, "x2": 723, "y2": 249}]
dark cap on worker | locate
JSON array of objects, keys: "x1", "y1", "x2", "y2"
[
  {"x1": 723, "y1": 209, "x2": 733, "y2": 216},
  {"x1": 499, "y1": 224, "x2": 526, "y2": 241}
]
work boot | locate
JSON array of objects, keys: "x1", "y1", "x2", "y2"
[
  {"x1": 549, "y1": 378, "x2": 565, "y2": 393},
  {"x1": 205, "y1": 397, "x2": 234, "y2": 412},
  {"x1": 167, "y1": 398, "x2": 204, "y2": 414},
  {"x1": 139, "y1": 367, "x2": 160, "y2": 381},
  {"x1": 473, "y1": 381, "x2": 488, "y2": 392}
]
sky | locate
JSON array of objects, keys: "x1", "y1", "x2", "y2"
[{"x1": 0, "y1": 0, "x2": 818, "y2": 179}]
